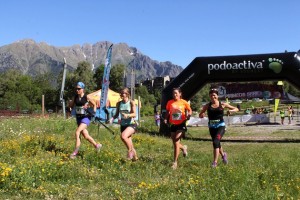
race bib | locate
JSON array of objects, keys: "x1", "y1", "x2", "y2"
[
  {"x1": 171, "y1": 112, "x2": 182, "y2": 121},
  {"x1": 209, "y1": 119, "x2": 220, "y2": 125},
  {"x1": 76, "y1": 106, "x2": 86, "y2": 115}
]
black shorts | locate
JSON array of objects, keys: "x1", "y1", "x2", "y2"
[
  {"x1": 170, "y1": 122, "x2": 187, "y2": 133},
  {"x1": 121, "y1": 124, "x2": 137, "y2": 133}
]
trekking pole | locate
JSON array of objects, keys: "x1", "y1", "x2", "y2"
[
  {"x1": 99, "y1": 120, "x2": 115, "y2": 135},
  {"x1": 94, "y1": 117, "x2": 116, "y2": 135}
]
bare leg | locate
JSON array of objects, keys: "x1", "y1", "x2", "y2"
[
  {"x1": 121, "y1": 127, "x2": 135, "y2": 150},
  {"x1": 171, "y1": 131, "x2": 184, "y2": 164},
  {"x1": 219, "y1": 146, "x2": 225, "y2": 157},
  {"x1": 81, "y1": 128, "x2": 98, "y2": 147},
  {"x1": 213, "y1": 148, "x2": 220, "y2": 163},
  {"x1": 74, "y1": 123, "x2": 88, "y2": 152},
  {"x1": 121, "y1": 127, "x2": 136, "y2": 159}
]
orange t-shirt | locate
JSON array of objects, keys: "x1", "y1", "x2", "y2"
[{"x1": 166, "y1": 99, "x2": 192, "y2": 125}]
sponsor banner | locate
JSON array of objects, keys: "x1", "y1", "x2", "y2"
[
  {"x1": 207, "y1": 57, "x2": 284, "y2": 75},
  {"x1": 274, "y1": 99, "x2": 280, "y2": 115},
  {"x1": 216, "y1": 83, "x2": 283, "y2": 99},
  {"x1": 188, "y1": 114, "x2": 270, "y2": 126},
  {"x1": 97, "y1": 44, "x2": 113, "y2": 120}
]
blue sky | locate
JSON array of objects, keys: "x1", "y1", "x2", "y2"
[{"x1": 1, "y1": 0, "x2": 300, "y2": 68}]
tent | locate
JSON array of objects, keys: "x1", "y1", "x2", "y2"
[
  {"x1": 87, "y1": 88, "x2": 141, "y2": 122},
  {"x1": 87, "y1": 88, "x2": 121, "y2": 108},
  {"x1": 87, "y1": 88, "x2": 140, "y2": 108}
]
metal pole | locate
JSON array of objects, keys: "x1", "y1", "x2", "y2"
[
  {"x1": 42, "y1": 95, "x2": 45, "y2": 117},
  {"x1": 60, "y1": 58, "x2": 67, "y2": 119},
  {"x1": 131, "y1": 68, "x2": 135, "y2": 100},
  {"x1": 123, "y1": 70, "x2": 126, "y2": 87},
  {"x1": 138, "y1": 96, "x2": 141, "y2": 127}
]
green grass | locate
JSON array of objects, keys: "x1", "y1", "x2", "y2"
[{"x1": 0, "y1": 116, "x2": 299, "y2": 199}]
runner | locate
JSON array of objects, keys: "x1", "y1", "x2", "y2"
[
  {"x1": 280, "y1": 109, "x2": 285, "y2": 125},
  {"x1": 109, "y1": 87, "x2": 138, "y2": 161},
  {"x1": 199, "y1": 88, "x2": 238, "y2": 168},
  {"x1": 287, "y1": 105, "x2": 293, "y2": 124},
  {"x1": 164, "y1": 88, "x2": 192, "y2": 170},
  {"x1": 69, "y1": 82, "x2": 102, "y2": 159}
]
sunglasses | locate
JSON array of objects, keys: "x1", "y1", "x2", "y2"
[
  {"x1": 76, "y1": 88, "x2": 82, "y2": 91},
  {"x1": 120, "y1": 92, "x2": 129, "y2": 96}
]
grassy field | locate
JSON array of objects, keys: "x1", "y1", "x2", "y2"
[{"x1": 0, "y1": 116, "x2": 299, "y2": 199}]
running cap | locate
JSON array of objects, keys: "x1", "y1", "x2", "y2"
[{"x1": 77, "y1": 82, "x2": 85, "y2": 89}]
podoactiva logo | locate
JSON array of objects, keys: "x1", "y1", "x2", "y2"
[
  {"x1": 207, "y1": 58, "x2": 284, "y2": 74},
  {"x1": 268, "y1": 58, "x2": 283, "y2": 74},
  {"x1": 207, "y1": 60, "x2": 263, "y2": 74}
]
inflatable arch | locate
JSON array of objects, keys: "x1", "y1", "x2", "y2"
[{"x1": 160, "y1": 50, "x2": 300, "y2": 133}]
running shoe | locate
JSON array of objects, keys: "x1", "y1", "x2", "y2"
[
  {"x1": 172, "y1": 162, "x2": 177, "y2": 170},
  {"x1": 127, "y1": 150, "x2": 134, "y2": 160},
  {"x1": 222, "y1": 152, "x2": 228, "y2": 164},
  {"x1": 182, "y1": 145, "x2": 188, "y2": 157},
  {"x1": 95, "y1": 143, "x2": 102, "y2": 152},
  {"x1": 69, "y1": 152, "x2": 77, "y2": 159},
  {"x1": 132, "y1": 154, "x2": 139, "y2": 161},
  {"x1": 211, "y1": 161, "x2": 217, "y2": 168}
]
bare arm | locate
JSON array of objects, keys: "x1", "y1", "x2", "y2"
[
  {"x1": 112, "y1": 102, "x2": 120, "y2": 119},
  {"x1": 129, "y1": 100, "x2": 136, "y2": 118},
  {"x1": 199, "y1": 104, "x2": 209, "y2": 118},
  {"x1": 87, "y1": 96, "x2": 97, "y2": 112},
  {"x1": 222, "y1": 102, "x2": 239, "y2": 114},
  {"x1": 164, "y1": 111, "x2": 170, "y2": 124},
  {"x1": 68, "y1": 97, "x2": 75, "y2": 111},
  {"x1": 186, "y1": 104, "x2": 192, "y2": 120}
]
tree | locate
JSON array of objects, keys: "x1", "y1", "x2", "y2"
[
  {"x1": 74, "y1": 61, "x2": 96, "y2": 93},
  {"x1": 2, "y1": 91, "x2": 31, "y2": 111},
  {"x1": 110, "y1": 64, "x2": 125, "y2": 91},
  {"x1": 33, "y1": 73, "x2": 58, "y2": 110},
  {"x1": 62, "y1": 61, "x2": 95, "y2": 103},
  {"x1": 136, "y1": 85, "x2": 156, "y2": 116},
  {"x1": 0, "y1": 69, "x2": 22, "y2": 97},
  {"x1": 153, "y1": 88, "x2": 162, "y2": 104},
  {"x1": 0, "y1": 69, "x2": 52, "y2": 111},
  {"x1": 190, "y1": 92, "x2": 202, "y2": 112},
  {"x1": 93, "y1": 64, "x2": 105, "y2": 89},
  {"x1": 94, "y1": 64, "x2": 125, "y2": 92}
]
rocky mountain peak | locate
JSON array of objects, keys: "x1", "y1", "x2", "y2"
[{"x1": 0, "y1": 39, "x2": 183, "y2": 81}]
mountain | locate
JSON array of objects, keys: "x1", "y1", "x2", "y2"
[{"x1": 0, "y1": 39, "x2": 183, "y2": 81}]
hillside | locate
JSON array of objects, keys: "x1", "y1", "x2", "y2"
[{"x1": 0, "y1": 39, "x2": 183, "y2": 81}]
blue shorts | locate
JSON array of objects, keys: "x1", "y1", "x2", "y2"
[{"x1": 76, "y1": 116, "x2": 91, "y2": 126}]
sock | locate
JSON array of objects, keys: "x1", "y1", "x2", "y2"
[{"x1": 73, "y1": 148, "x2": 79, "y2": 154}]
